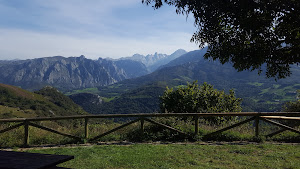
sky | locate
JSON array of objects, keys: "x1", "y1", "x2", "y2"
[{"x1": 0, "y1": 0, "x2": 199, "y2": 60}]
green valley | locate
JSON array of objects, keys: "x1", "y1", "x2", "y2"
[{"x1": 66, "y1": 50, "x2": 300, "y2": 114}]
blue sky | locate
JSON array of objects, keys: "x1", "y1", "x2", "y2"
[{"x1": 0, "y1": 0, "x2": 198, "y2": 60}]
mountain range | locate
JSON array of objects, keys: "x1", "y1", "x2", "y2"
[
  {"x1": 0, "y1": 55, "x2": 146, "y2": 91},
  {"x1": 0, "y1": 50, "x2": 187, "y2": 91},
  {"x1": 1, "y1": 48, "x2": 299, "y2": 115}
]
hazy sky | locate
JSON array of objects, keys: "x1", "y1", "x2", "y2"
[{"x1": 0, "y1": 0, "x2": 199, "y2": 60}]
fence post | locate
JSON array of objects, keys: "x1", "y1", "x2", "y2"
[
  {"x1": 194, "y1": 116, "x2": 199, "y2": 135},
  {"x1": 140, "y1": 118, "x2": 145, "y2": 134},
  {"x1": 255, "y1": 116, "x2": 259, "y2": 137},
  {"x1": 23, "y1": 120, "x2": 29, "y2": 147},
  {"x1": 84, "y1": 117, "x2": 89, "y2": 140}
]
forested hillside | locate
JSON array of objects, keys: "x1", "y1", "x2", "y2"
[{"x1": 0, "y1": 83, "x2": 87, "y2": 118}]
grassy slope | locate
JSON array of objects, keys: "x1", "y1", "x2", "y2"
[
  {"x1": 0, "y1": 83, "x2": 90, "y2": 147},
  {"x1": 26, "y1": 143, "x2": 300, "y2": 169},
  {"x1": 0, "y1": 83, "x2": 87, "y2": 118}
]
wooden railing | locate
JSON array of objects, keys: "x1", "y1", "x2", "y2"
[{"x1": 0, "y1": 112, "x2": 299, "y2": 147}]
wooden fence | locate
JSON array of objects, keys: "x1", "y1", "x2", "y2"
[{"x1": 0, "y1": 112, "x2": 299, "y2": 147}]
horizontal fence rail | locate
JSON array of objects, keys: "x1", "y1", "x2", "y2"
[
  {"x1": 1, "y1": 112, "x2": 300, "y2": 122},
  {"x1": 0, "y1": 112, "x2": 299, "y2": 147}
]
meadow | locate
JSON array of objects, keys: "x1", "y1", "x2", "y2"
[{"x1": 24, "y1": 143, "x2": 300, "y2": 169}]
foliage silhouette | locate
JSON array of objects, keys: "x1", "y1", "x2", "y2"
[{"x1": 143, "y1": 0, "x2": 300, "y2": 79}]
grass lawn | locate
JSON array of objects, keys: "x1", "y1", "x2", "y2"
[{"x1": 25, "y1": 143, "x2": 300, "y2": 169}]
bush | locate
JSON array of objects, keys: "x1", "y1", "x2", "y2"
[{"x1": 160, "y1": 81, "x2": 242, "y2": 124}]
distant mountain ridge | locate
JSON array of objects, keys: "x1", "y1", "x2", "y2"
[
  {"x1": 119, "y1": 49, "x2": 187, "y2": 72},
  {"x1": 158, "y1": 47, "x2": 208, "y2": 70},
  {"x1": 0, "y1": 49, "x2": 187, "y2": 91},
  {"x1": 0, "y1": 55, "x2": 148, "y2": 91}
]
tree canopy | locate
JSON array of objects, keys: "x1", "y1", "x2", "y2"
[
  {"x1": 160, "y1": 81, "x2": 242, "y2": 123},
  {"x1": 143, "y1": 0, "x2": 300, "y2": 79}
]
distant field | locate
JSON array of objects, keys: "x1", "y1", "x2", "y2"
[
  {"x1": 242, "y1": 83, "x2": 300, "y2": 111},
  {"x1": 65, "y1": 88, "x2": 99, "y2": 95},
  {"x1": 25, "y1": 143, "x2": 300, "y2": 169}
]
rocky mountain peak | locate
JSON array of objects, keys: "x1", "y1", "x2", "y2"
[
  {"x1": 119, "y1": 49, "x2": 187, "y2": 72},
  {"x1": 0, "y1": 55, "x2": 148, "y2": 91}
]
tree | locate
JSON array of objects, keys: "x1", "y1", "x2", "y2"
[
  {"x1": 143, "y1": 0, "x2": 300, "y2": 79},
  {"x1": 282, "y1": 90, "x2": 299, "y2": 126},
  {"x1": 160, "y1": 81, "x2": 242, "y2": 123},
  {"x1": 283, "y1": 90, "x2": 300, "y2": 112}
]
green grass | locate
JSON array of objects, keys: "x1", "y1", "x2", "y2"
[
  {"x1": 25, "y1": 143, "x2": 300, "y2": 169},
  {"x1": 248, "y1": 82, "x2": 264, "y2": 87},
  {"x1": 260, "y1": 85, "x2": 298, "y2": 97},
  {"x1": 101, "y1": 96, "x2": 118, "y2": 102},
  {"x1": 0, "y1": 105, "x2": 35, "y2": 118},
  {"x1": 254, "y1": 84, "x2": 299, "y2": 106},
  {"x1": 108, "y1": 84, "x2": 123, "y2": 89},
  {"x1": 260, "y1": 87, "x2": 271, "y2": 94},
  {"x1": 273, "y1": 84, "x2": 281, "y2": 89},
  {"x1": 65, "y1": 88, "x2": 99, "y2": 95}
]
